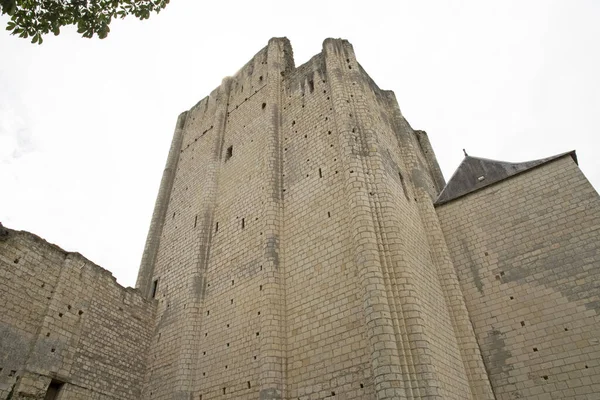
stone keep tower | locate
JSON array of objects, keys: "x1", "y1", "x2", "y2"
[
  {"x1": 135, "y1": 37, "x2": 495, "y2": 400},
  {"x1": 2, "y1": 37, "x2": 599, "y2": 400}
]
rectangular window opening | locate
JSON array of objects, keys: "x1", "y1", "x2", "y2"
[
  {"x1": 215, "y1": 222, "x2": 219, "y2": 233},
  {"x1": 151, "y1": 279, "x2": 159, "y2": 298},
  {"x1": 241, "y1": 218, "x2": 245, "y2": 229},
  {"x1": 319, "y1": 168, "x2": 322, "y2": 178},
  {"x1": 225, "y1": 145, "x2": 233, "y2": 161},
  {"x1": 44, "y1": 380, "x2": 64, "y2": 400}
]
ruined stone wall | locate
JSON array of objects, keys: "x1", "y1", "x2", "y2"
[
  {"x1": 194, "y1": 50, "x2": 270, "y2": 399},
  {"x1": 141, "y1": 80, "x2": 231, "y2": 400},
  {"x1": 437, "y1": 156, "x2": 600, "y2": 399},
  {"x1": 279, "y1": 39, "x2": 492, "y2": 399},
  {"x1": 140, "y1": 40, "x2": 294, "y2": 400},
  {"x1": 0, "y1": 228, "x2": 154, "y2": 400},
  {"x1": 138, "y1": 37, "x2": 493, "y2": 399},
  {"x1": 7, "y1": 36, "x2": 600, "y2": 400},
  {"x1": 343, "y1": 42, "x2": 490, "y2": 399},
  {"x1": 281, "y1": 51, "x2": 373, "y2": 399}
]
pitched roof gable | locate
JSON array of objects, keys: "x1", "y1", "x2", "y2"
[{"x1": 434, "y1": 151, "x2": 577, "y2": 205}]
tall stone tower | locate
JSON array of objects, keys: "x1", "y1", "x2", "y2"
[
  {"x1": 135, "y1": 37, "x2": 494, "y2": 400},
  {"x1": 2, "y1": 37, "x2": 599, "y2": 400}
]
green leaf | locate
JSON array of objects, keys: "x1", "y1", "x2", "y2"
[
  {"x1": 1, "y1": 0, "x2": 16, "y2": 15},
  {"x1": 4, "y1": 0, "x2": 170, "y2": 43},
  {"x1": 98, "y1": 24, "x2": 109, "y2": 39}
]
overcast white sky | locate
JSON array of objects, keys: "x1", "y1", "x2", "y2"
[{"x1": 1, "y1": 1, "x2": 598, "y2": 288}]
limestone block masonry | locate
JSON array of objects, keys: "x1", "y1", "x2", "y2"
[
  {"x1": 1, "y1": 37, "x2": 599, "y2": 400},
  {"x1": 437, "y1": 155, "x2": 600, "y2": 400},
  {"x1": 0, "y1": 229, "x2": 154, "y2": 399}
]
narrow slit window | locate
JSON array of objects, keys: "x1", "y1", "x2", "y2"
[
  {"x1": 241, "y1": 218, "x2": 245, "y2": 229},
  {"x1": 319, "y1": 168, "x2": 322, "y2": 178},
  {"x1": 215, "y1": 222, "x2": 219, "y2": 232},
  {"x1": 151, "y1": 279, "x2": 159, "y2": 298},
  {"x1": 225, "y1": 145, "x2": 233, "y2": 161}
]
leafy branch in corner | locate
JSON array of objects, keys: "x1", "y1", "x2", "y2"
[{"x1": 1, "y1": 0, "x2": 170, "y2": 44}]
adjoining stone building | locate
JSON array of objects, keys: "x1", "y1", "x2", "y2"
[{"x1": 1, "y1": 38, "x2": 599, "y2": 400}]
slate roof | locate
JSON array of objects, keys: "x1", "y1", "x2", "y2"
[{"x1": 434, "y1": 151, "x2": 577, "y2": 206}]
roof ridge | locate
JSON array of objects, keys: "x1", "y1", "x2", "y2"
[{"x1": 435, "y1": 151, "x2": 576, "y2": 206}]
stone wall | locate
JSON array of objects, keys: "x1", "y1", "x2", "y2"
[
  {"x1": 437, "y1": 155, "x2": 600, "y2": 399},
  {"x1": 281, "y1": 47, "x2": 372, "y2": 399},
  {"x1": 4, "y1": 37, "x2": 599, "y2": 400},
  {"x1": 0, "y1": 228, "x2": 154, "y2": 400},
  {"x1": 139, "y1": 40, "x2": 293, "y2": 400},
  {"x1": 5, "y1": 37, "x2": 597, "y2": 400},
  {"x1": 138, "y1": 37, "x2": 491, "y2": 399}
]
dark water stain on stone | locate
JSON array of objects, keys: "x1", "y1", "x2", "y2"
[
  {"x1": 499, "y1": 239, "x2": 600, "y2": 315},
  {"x1": 411, "y1": 168, "x2": 430, "y2": 191},
  {"x1": 484, "y1": 329, "x2": 513, "y2": 376},
  {"x1": 260, "y1": 388, "x2": 282, "y2": 400},
  {"x1": 460, "y1": 239, "x2": 484, "y2": 294},
  {"x1": 265, "y1": 235, "x2": 280, "y2": 269},
  {"x1": 192, "y1": 275, "x2": 205, "y2": 299}
]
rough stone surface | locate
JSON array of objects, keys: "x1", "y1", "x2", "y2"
[
  {"x1": 135, "y1": 37, "x2": 491, "y2": 400},
  {"x1": 1, "y1": 37, "x2": 598, "y2": 400},
  {"x1": 0, "y1": 229, "x2": 154, "y2": 399},
  {"x1": 437, "y1": 155, "x2": 600, "y2": 399}
]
